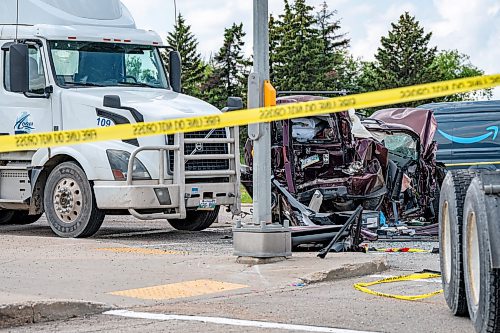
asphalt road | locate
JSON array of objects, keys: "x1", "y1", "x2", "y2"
[{"x1": 0, "y1": 213, "x2": 474, "y2": 333}]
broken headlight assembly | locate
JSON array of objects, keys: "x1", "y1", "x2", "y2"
[{"x1": 106, "y1": 150, "x2": 152, "y2": 181}]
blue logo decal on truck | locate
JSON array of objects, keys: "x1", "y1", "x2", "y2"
[
  {"x1": 14, "y1": 112, "x2": 35, "y2": 134},
  {"x1": 438, "y1": 126, "x2": 499, "y2": 144}
]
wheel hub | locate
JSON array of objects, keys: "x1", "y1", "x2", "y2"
[{"x1": 53, "y1": 178, "x2": 83, "y2": 223}]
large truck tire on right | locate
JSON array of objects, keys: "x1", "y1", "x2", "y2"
[{"x1": 440, "y1": 171, "x2": 500, "y2": 333}]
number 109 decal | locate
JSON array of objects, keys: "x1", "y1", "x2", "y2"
[{"x1": 96, "y1": 117, "x2": 113, "y2": 127}]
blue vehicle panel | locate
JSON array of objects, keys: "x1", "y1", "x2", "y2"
[{"x1": 419, "y1": 100, "x2": 500, "y2": 170}]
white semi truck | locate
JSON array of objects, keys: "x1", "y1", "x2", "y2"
[{"x1": 0, "y1": 0, "x2": 241, "y2": 237}]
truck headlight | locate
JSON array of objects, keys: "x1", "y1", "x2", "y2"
[{"x1": 106, "y1": 150, "x2": 151, "y2": 181}]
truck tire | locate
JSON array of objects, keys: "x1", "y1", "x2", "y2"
[
  {"x1": 168, "y1": 207, "x2": 220, "y2": 231},
  {"x1": 439, "y1": 170, "x2": 476, "y2": 316},
  {"x1": 44, "y1": 162, "x2": 105, "y2": 238},
  {"x1": 12, "y1": 212, "x2": 43, "y2": 225},
  {"x1": 463, "y1": 178, "x2": 500, "y2": 333},
  {"x1": 0, "y1": 211, "x2": 16, "y2": 225}
]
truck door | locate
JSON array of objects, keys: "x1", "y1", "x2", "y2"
[{"x1": 0, "y1": 42, "x2": 52, "y2": 138}]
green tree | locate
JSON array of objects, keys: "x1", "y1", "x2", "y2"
[
  {"x1": 166, "y1": 13, "x2": 207, "y2": 97},
  {"x1": 201, "y1": 23, "x2": 251, "y2": 108},
  {"x1": 315, "y1": 1, "x2": 351, "y2": 91},
  {"x1": 433, "y1": 50, "x2": 492, "y2": 101},
  {"x1": 360, "y1": 12, "x2": 440, "y2": 108},
  {"x1": 273, "y1": 0, "x2": 324, "y2": 91}
]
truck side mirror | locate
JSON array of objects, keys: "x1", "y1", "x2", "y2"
[
  {"x1": 222, "y1": 97, "x2": 244, "y2": 112},
  {"x1": 169, "y1": 50, "x2": 182, "y2": 93},
  {"x1": 9, "y1": 43, "x2": 29, "y2": 93}
]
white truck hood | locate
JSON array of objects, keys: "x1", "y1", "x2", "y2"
[{"x1": 61, "y1": 87, "x2": 221, "y2": 123}]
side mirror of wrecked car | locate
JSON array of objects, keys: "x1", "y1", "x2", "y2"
[{"x1": 222, "y1": 97, "x2": 244, "y2": 113}]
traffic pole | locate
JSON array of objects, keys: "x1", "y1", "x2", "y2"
[{"x1": 233, "y1": 0, "x2": 292, "y2": 261}]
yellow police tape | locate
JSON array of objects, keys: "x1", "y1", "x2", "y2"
[
  {"x1": 354, "y1": 273, "x2": 443, "y2": 301},
  {"x1": 1, "y1": 74, "x2": 499, "y2": 153}
]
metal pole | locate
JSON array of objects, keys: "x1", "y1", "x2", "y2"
[
  {"x1": 233, "y1": 0, "x2": 291, "y2": 260},
  {"x1": 251, "y1": 0, "x2": 272, "y2": 226}
]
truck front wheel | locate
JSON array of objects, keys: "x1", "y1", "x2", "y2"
[
  {"x1": 44, "y1": 162, "x2": 105, "y2": 238},
  {"x1": 463, "y1": 178, "x2": 500, "y2": 333},
  {"x1": 168, "y1": 207, "x2": 220, "y2": 231}
]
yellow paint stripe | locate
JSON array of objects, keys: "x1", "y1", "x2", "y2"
[
  {"x1": 96, "y1": 247, "x2": 188, "y2": 255},
  {"x1": 110, "y1": 280, "x2": 248, "y2": 300}
]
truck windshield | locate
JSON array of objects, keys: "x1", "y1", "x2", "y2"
[{"x1": 48, "y1": 41, "x2": 169, "y2": 89}]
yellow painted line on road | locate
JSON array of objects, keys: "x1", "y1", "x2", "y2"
[
  {"x1": 109, "y1": 280, "x2": 249, "y2": 300},
  {"x1": 96, "y1": 247, "x2": 189, "y2": 256}
]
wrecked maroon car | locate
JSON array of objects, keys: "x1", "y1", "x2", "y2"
[
  {"x1": 365, "y1": 108, "x2": 443, "y2": 225},
  {"x1": 241, "y1": 95, "x2": 389, "y2": 227}
]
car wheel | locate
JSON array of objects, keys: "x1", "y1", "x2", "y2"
[
  {"x1": 439, "y1": 170, "x2": 476, "y2": 316},
  {"x1": 44, "y1": 162, "x2": 105, "y2": 238},
  {"x1": 169, "y1": 206, "x2": 220, "y2": 231},
  {"x1": 463, "y1": 178, "x2": 500, "y2": 333}
]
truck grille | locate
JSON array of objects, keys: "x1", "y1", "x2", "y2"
[{"x1": 168, "y1": 129, "x2": 230, "y2": 173}]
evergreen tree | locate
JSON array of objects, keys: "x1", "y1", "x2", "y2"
[
  {"x1": 273, "y1": 0, "x2": 324, "y2": 91},
  {"x1": 166, "y1": 13, "x2": 206, "y2": 97},
  {"x1": 361, "y1": 12, "x2": 440, "y2": 107},
  {"x1": 202, "y1": 23, "x2": 252, "y2": 108},
  {"x1": 315, "y1": 1, "x2": 351, "y2": 91},
  {"x1": 268, "y1": 14, "x2": 281, "y2": 84}
]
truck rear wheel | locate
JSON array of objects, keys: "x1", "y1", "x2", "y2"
[
  {"x1": 0, "y1": 211, "x2": 41, "y2": 225},
  {"x1": 12, "y1": 212, "x2": 43, "y2": 225},
  {"x1": 168, "y1": 207, "x2": 220, "y2": 231},
  {"x1": 463, "y1": 178, "x2": 500, "y2": 333},
  {"x1": 0, "y1": 211, "x2": 16, "y2": 225},
  {"x1": 439, "y1": 170, "x2": 476, "y2": 316},
  {"x1": 44, "y1": 162, "x2": 105, "y2": 238}
]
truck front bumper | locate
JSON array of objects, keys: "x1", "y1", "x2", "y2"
[{"x1": 93, "y1": 180, "x2": 239, "y2": 211}]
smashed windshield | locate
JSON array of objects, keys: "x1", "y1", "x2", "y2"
[
  {"x1": 48, "y1": 41, "x2": 169, "y2": 89},
  {"x1": 384, "y1": 133, "x2": 418, "y2": 161}
]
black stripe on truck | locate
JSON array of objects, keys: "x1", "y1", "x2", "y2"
[{"x1": 96, "y1": 108, "x2": 139, "y2": 147}]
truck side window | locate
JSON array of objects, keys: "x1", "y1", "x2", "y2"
[{"x1": 4, "y1": 46, "x2": 46, "y2": 94}]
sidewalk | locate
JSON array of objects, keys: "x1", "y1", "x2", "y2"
[{"x1": 0, "y1": 219, "x2": 387, "y2": 328}]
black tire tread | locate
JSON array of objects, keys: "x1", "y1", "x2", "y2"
[
  {"x1": 484, "y1": 268, "x2": 500, "y2": 333},
  {"x1": 441, "y1": 170, "x2": 476, "y2": 316},
  {"x1": 169, "y1": 207, "x2": 220, "y2": 231}
]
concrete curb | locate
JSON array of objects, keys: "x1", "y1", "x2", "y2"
[
  {"x1": 0, "y1": 301, "x2": 111, "y2": 329},
  {"x1": 299, "y1": 257, "x2": 388, "y2": 284}
]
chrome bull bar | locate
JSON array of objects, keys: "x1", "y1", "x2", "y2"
[{"x1": 126, "y1": 127, "x2": 241, "y2": 221}]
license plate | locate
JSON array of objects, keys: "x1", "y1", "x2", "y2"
[
  {"x1": 301, "y1": 154, "x2": 321, "y2": 169},
  {"x1": 198, "y1": 199, "x2": 216, "y2": 211}
]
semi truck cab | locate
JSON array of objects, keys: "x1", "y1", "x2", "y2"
[{"x1": 0, "y1": 0, "x2": 241, "y2": 237}]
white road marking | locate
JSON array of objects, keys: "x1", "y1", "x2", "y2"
[
  {"x1": 105, "y1": 310, "x2": 379, "y2": 333},
  {"x1": 369, "y1": 275, "x2": 442, "y2": 283}
]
